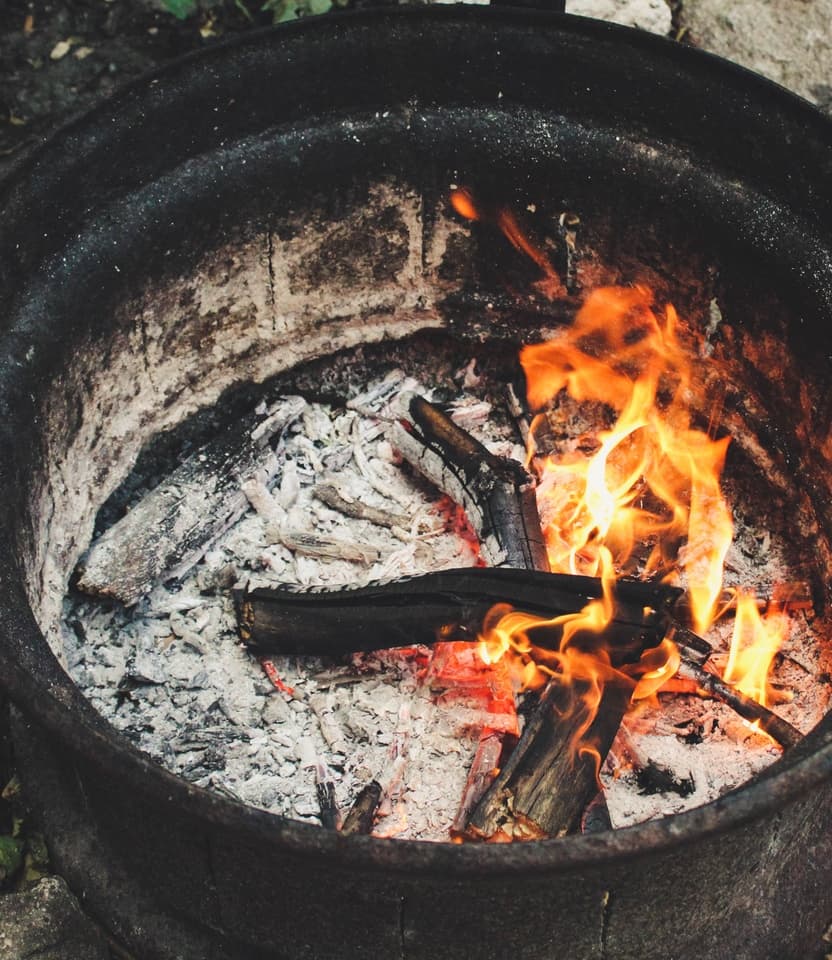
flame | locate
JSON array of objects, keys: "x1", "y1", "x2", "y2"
[
  {"x1": 723, "y1": 591, "x2": 789, "y2": 707},
  {"x1": 444, "y1": 190, "x2": 793, "y2": 783},
  {"x1": 521, "y1": 285, "x2": 733, "y2": 635}
]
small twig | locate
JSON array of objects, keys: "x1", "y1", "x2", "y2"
[
  {"x1": 676, "y1": 660, "x2": 803, "y2": 750},
  {"x1": 275, "y1": 529, "x2": 394, "y2": 565},
  {"x1": 313, "y1": 482, "x2": 410, "y2": 531}
]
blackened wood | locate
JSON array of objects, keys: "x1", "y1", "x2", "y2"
[
  {"x1": 677, "y1": 660, "x2": 803, "y2": 750},
  {"x1": 316, "y1": 780, "x2": 340, "y2": 830},
  {"x1": 673, "y1": 581, "x2": 814, "y2": 619},
  {"x1": 234, "y1": 568, "x2": 681, "y2": 659},
  {"x1": 464, "y1": 681, "x2": 632, "y2": 841},
  {"x1": 75, "y1": 396, "x2": 305, "y2": 606},
  {"x1": 664, "y1": 620, "x2": 713, "y2": 665},
  {"x1": 341, "y1": 781, "x2": 382, "y2": 836},
  {"x1": 390, "y1": 393, "x2": 549, "y2": 570}
]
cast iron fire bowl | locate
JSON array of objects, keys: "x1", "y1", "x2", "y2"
[{"x1": 1, "y1": 7, "x2": 832, "y2": 959}]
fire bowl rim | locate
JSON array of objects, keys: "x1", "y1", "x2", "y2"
[{"x1": 1, "y1": 4, "x2": 832, "y2": 878}]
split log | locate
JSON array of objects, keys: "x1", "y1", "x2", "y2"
[
  {"x1": 234, "y1": 567, "x2": 681, "y2": 660},
  {"x1": 463, "y1": 679, "x2": 632, "y2": 841},
  {"x1": 676, "y1": 660, "x2": 802, "y2": 750},
  {"x1": 389, "y1": 393, "x2": 549, "y2": 570},
  {"x1": 450, "y1": 730, "x2": 506, "y2": 839},
  {"x1": 75, "y1": 396, "x2": 305, "y2": 606}
]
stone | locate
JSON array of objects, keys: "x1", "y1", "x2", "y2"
[
  {"x1": 567, "y1": 0, "x2": 672, "y2": 35},
  {"x1": 0, "y1": 877, "x2": 109, "y2": 960},
  {"x1": 678, "y1": 0, "x2": 832, "y2": 109}
]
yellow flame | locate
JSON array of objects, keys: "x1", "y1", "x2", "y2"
[
  {"x1": 724, "y1": 591, "x2": 789, "y2": 706},
  {"x1": 522, "y1": 285, "x2": 733, "y2": 635}
]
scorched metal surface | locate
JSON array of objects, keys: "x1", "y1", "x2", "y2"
[{"x1": 1, "y1": 6, "x2": 832, "y2": 959}]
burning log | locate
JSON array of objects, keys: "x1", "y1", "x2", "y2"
[
  {"x1": 389, "y1": 393, "x2": 549, "y2": 570},
  {"x1": 75, "y1": 396, "x2": 305, "y2": 606},
  {"x1": 676, "y1": 660, "x2": 802, "y2": 750},
  {"x1": 463, "y1": 678, "x2": 633, "y2": 841},
  {"x1": 450, "y1": 730, "x2": 506, "y2": 839},
  {"x1": 234, "y1": 567, "x2": 680, "y2": 659}
]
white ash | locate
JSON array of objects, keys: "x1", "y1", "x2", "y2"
[
  {"x1": 62, "y1": 371, "x2": 832, "y2": 839},
  {"x1": 62, "y1": 375, "x2": 507, "y2": 840}
]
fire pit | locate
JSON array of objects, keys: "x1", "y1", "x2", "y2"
[{"x1": 2, "y1": 6, "x2": 832, "y2": 959}]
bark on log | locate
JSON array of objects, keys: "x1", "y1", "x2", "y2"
[
  {"x1": 234, "y1": 568, "x2": 681, "y2": 661},
  {"x1": 390, "y1": 393, "x2": 549, "y2": 570},
  {"x1": 463, "y1": 680, "x2": 632, "y2": 841},
  {"x1": 341, "y1": 781, "x2": 383, "y2": 836},
  {"x1": 75, "y1": 396, "x2": 305, "y2": 606}
]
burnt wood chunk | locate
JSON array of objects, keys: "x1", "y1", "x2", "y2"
[
  {"x1": 464, "y1": 680, "x2": 632, "y2": 841},
  {"x1": 390, "y1": 393, "x2": 549, "y2": 570},
  {"x1": 450, "y1": 731, "x2": 506, "y2": 839},
  {"x1": 234, "y1": 568, "x2": 682, "y2": 660},
  {"x1": 341, "y1": 781, "x2": 383, "y2": 836},
  {"x1": 75, "y1": 396, "x2": 305, "y2": 606}
]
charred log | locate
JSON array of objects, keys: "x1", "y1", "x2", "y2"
[
  {"x1": 463, "y1": 680, "x2": 632, "y2": 841},
  {"x1": 234, "y1": 567, "x2": 680, "y2": 659},
  {"x1": 389, "y1": 393, "x2": 549, "y2": 570},
  {"x1": 75, "y1": 396, "x2": 305, "y2": 606},
  {"x1": 340, "y1": 781, "x2": 383, "y2": 836}
]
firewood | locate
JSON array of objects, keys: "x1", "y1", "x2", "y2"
[
  {"x1": 450, "y1": 731, "x2": 506, "y2": 839},
  {"x1": 389, "y1": 393, "x2": 549, "y2": 570},
  {"x1": 676, "y1": 660, "x2": 802, "y2": 750},
  {"x1": 340, "y1": 781, "x2": 383, "y2": 836},
  {"x1": 75, "y1": 396, "x2": 305, "y2": 606},
  {"x1": 464, "y1": 679, "x2": 632, "y2": 841},
  {"x1": 315, "y1": 761, "x2": 340, "y2": 830},
  {"x1": 234, "y1": 567, "x2": 681, "y2": 658}
]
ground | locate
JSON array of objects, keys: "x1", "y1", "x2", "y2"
[{"x1": 1, "y1": 0, "x2": 831, "y2": 955}]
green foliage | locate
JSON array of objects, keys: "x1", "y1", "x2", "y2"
[
  {"x1": 261, "y1": 0, "x2": 334, "y2": 24},
  {"x1": 0, "y1": 835, "x2": 23, "y2": 883},
  {"x1": 161, "y1": 0, "x2": 199, "y2": 20}
]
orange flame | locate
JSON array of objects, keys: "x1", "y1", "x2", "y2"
[
  {"x1": 446, "y1": 190, "x2": 792, "y2": 770},
  {"x1": 723, "y1": 591, "x2": 789, "y2": 707},
  {"x1": 521, "y1": 285, "x2": 733, "y2": 635}
]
